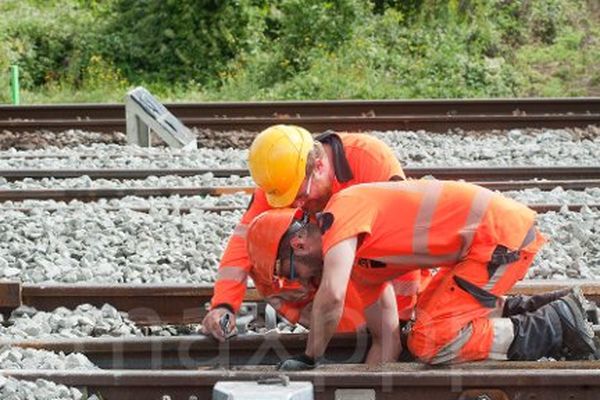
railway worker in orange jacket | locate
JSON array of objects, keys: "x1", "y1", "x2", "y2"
[
  {"x1": 202, "y1": 124, "x2": 428, "y2": 340},
  {"x1": 246, "y1": 180, "x2": 597, "y2": 370}
]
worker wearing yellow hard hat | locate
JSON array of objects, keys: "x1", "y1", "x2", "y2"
[
  {"x1": 201, "y1": 123, "x2": 422, "y2": 341},
  {"x1": 248, "y1": 124, "x2": 314, "y2": 208}
]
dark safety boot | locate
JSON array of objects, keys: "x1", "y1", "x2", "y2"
[
  {"x1": 551, "y1": 288, "x2": 597, "y2": 358},
  {"x1": 502, "y1": 288, "x2": 572, "y2": 317},
  {"x1": 507, "y1": 288, "x2": 597, "y2": 360}
]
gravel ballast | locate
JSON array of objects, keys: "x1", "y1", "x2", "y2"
[
  {"x1": 0, "y1": 346, "x2": 97, "y2": 371},
  {"x1": 0, "y1": 201, "x2": 597, "y2": 283},
  {"x1": 0, "y1": 376, "x2": 88, "y2": 400},
  {"x1": 1, "y1": 304, "x2": 143, "y2": 340},
  {"x1": 0, "y1": 127, "x2": 598, "y2": 282},
  {"x1": 0, "y1": 127, "x2": 599, "y2": 169}
]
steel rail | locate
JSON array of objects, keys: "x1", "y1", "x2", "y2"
[
  {"x1": 2, "y1": 114, "x2": 599, "y2": 133},
  {"x1": 1, "y1": 204, "x2": 598, "y2": 216},
  {"x1": 2, "y1": 332, "x2": 600, "y2": 370},
  {"x1": 2, "y1": 98, "x2": 599, "y2": 119},
  {"x1": 1, "y1": 280, "x2": 596, "y2": 326},
  {"x1": 1, "y1": 166, "x2": 600, "y2": 181},
  {"x1": 4, "y1": 363, "x2": 600, "y2": 400},
  {"x1": 0, "y1": 179, "x2": 598, "y2": 201},
  {"x1": 0, "y1": 186, "x2": 254, "y2": 202},
  {"x1": 0, "y1": 333, "x2": 371, "y2": 369}
]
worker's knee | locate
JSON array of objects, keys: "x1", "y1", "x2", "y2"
[
  {"x1": 407, "y1": 321, "x2": 467, "y2": 364},
  {"x1": 407, "y1": 328, "x2": 438, "y2": 363}
]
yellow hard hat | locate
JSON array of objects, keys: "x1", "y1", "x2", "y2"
[{"x1": 248, "y1": 125, "x2": 314, "y2": 208}]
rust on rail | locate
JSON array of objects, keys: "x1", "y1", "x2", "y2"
[
  {"x1": 4, "y1": 363, "x2": 600, "y2": 400},
  {"x1": 0, "y1": 180, "x2": 598, "y2": 201},
  {"x1": 4, "y1": 280, "x2": 597, "y2": 326},
  {"x1": 2, "y1": 98, "x2": 600, "y2": 119},
  {"x1": 1, "y1": 166, "x2": 600, "y2": 181},
  {"x1": 1, "y1": 114, "x2": 599, "y2": 133}
]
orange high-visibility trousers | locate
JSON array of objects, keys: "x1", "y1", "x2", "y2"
[{"x1": 407, "y1": 229, "x2": 545, "y2": 364}]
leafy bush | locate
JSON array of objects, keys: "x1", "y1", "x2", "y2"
[
  {"x1": 0, "y1": 0, "x2": 598, "y2": 103},
  {"x1": 105, "y1": 0, "x2": 266, "y2": 85}
]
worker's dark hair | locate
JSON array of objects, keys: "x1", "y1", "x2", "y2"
[{"x1": 276, "y1": 223, "x2": 320, "y2": 268}]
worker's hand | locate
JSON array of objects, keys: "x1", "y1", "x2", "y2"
[
  {"x1": 199, "y1": 307, "x2": 237, "y2": 342},
  {"x1": 277, "y1": 354, "x2": 318, "y2": 371}
]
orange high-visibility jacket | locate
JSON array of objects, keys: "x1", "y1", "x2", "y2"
[
  {"x1": 211, "y1": 133, "x2": 405, "y2": 313},
  {"x1": 320, "y1": 180, "x2": 537, "y2": 306}
]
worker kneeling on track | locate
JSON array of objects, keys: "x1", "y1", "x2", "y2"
[
  {"x1": 247, "y1": 180, "x2": 598, "y2": 370},
  {"x1": 246, "y1": 207, "x2": 429, "y2": 337},
  {"x1": 202, "y1": 123, "x2": 431, "y2": 340}
]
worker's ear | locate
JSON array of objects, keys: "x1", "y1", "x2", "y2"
[
  {"x1": 316, "y1": 212, "x2": 334, "y2": 234},
  {"x1": 313, "y1": 157, "x2": 326, "y2": 175}
]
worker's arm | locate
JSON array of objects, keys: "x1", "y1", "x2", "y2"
[
  {"x1": 279, "y1": 237, "x2": 357, "y2": 370},
  {"x1": 201, "y1": 190, "x2": 270, "y2": 341},
  {"x1": 364, "y1": 284, "x2": 402, "y2": 364}
]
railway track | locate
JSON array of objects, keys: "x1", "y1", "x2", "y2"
[
  {"x1": 2, "y1": 103, "x2": 600, "y2": 399},
  {"x1": 3, "y1": 204, "x2": 598, "y2": 215},
  {"x1": 0, "y1": 166, "x2": 598, "y2": 202},
  {"x1": 1, "y1": 98, "x2": 599, "y2": 132},
  {"x1": 3, "y1": 98, "x2": 600, "y2": 119},
  {"x1": 0, "y1": 180, "x2": 597, "y2": 202},
  {"x1": 0, "y1": 166, "x2": 599, "y2": 180},
  {"x1": 1, "y1": 281, "x2": 599, "y2": 398},
  {"x1": 1, "y1": 280, "x2": 598, "y2": 325},
  {"x1": 4, "y1": 362, "x2": 599, "y2": 400}
]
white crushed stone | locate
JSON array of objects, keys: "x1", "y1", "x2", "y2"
[
  {"x1": 0, "y1": 196, "x2": 596, "y2": 281},
  {"x1": 0, "y1": 346, "x2": 97, "y2": 370},
  {"x1": 0, "y1": 128, "x2": 598, "y2": 169},
  {"x1": 373, "y1": 128, "x2": 600, "y2": 167},
  {"x1": 0, "y1": 143, "x2": 248, "y2": 169},
  {"x1": 502, "y1": 187, "x2": 600, "y2": 205},
  {"x1": 530, "y1": 206, "x2": 600, "y2": 280},
  {"x1": 0, "y1": 304, "x2": 293, "y2": 339},
  {"x1": 0, "y1": 304, "x2": 142, "y2": 340},
  {"x1": 0, "y1": 128, "x2": 597, "y2": 282},
  {"x1": 0, "y1": 208, "x2": 242, "y2": 283},
  {"x1": 0, "y1": 376, "x2": 85, "y2": 400}
]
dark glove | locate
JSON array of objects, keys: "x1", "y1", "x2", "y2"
[{"x1": 277, "y1": 354, "x2": 318, "y2": 371}]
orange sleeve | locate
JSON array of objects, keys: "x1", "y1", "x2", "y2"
[
  {"x1": 321, "y1": 192, "x2": 378, "y2": 255},
  {"x1": 210, "y1": 188, "x2": 272, "y2": 312},
  {"x1": 344, "y1": 134, "x2": 405, "y2": 182}
]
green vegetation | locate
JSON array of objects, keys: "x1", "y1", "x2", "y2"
[{"x1": 1, "y1": 0, "x2": 599, "y2": 103}]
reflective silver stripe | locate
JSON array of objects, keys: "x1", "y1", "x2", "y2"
[
  {"x1": 484, "y1": 225, "x2": 536, "y2": 291},
  {"x1": 429, "y1": 323, "x2": 474, "y2": 365},
  {"x1": 413, "y1": 180, "x2": 443, "y2": 254},
  {"x1": 216, "y1": 266, "x2": 247, "y2": 282},
  {"x1": 392, "y1": 279, "x2": 420, "y2": 296},
  {"x1": 232, "y1": 224, "x2": 248, "y2": 238},
  {"x1": 372, "y1": 185, "x2": 494, "y2": 267},
  {"x1": 484, "y1": 262, "x2": 511, "y2": 291},
  {"x1": 458, "y1": 188, "x2": 494, "y2": 259},
  {"x1": 488, "y1": 318, "x2": 515, "y2": 360}
]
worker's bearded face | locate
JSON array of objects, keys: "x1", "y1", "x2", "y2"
[{"x1": 281, "y1": 226, "x2": 324, "y2": 285}]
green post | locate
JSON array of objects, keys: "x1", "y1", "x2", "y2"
[{"x1": 10, "y1": 65, "x2": 20, "y2": 105}]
